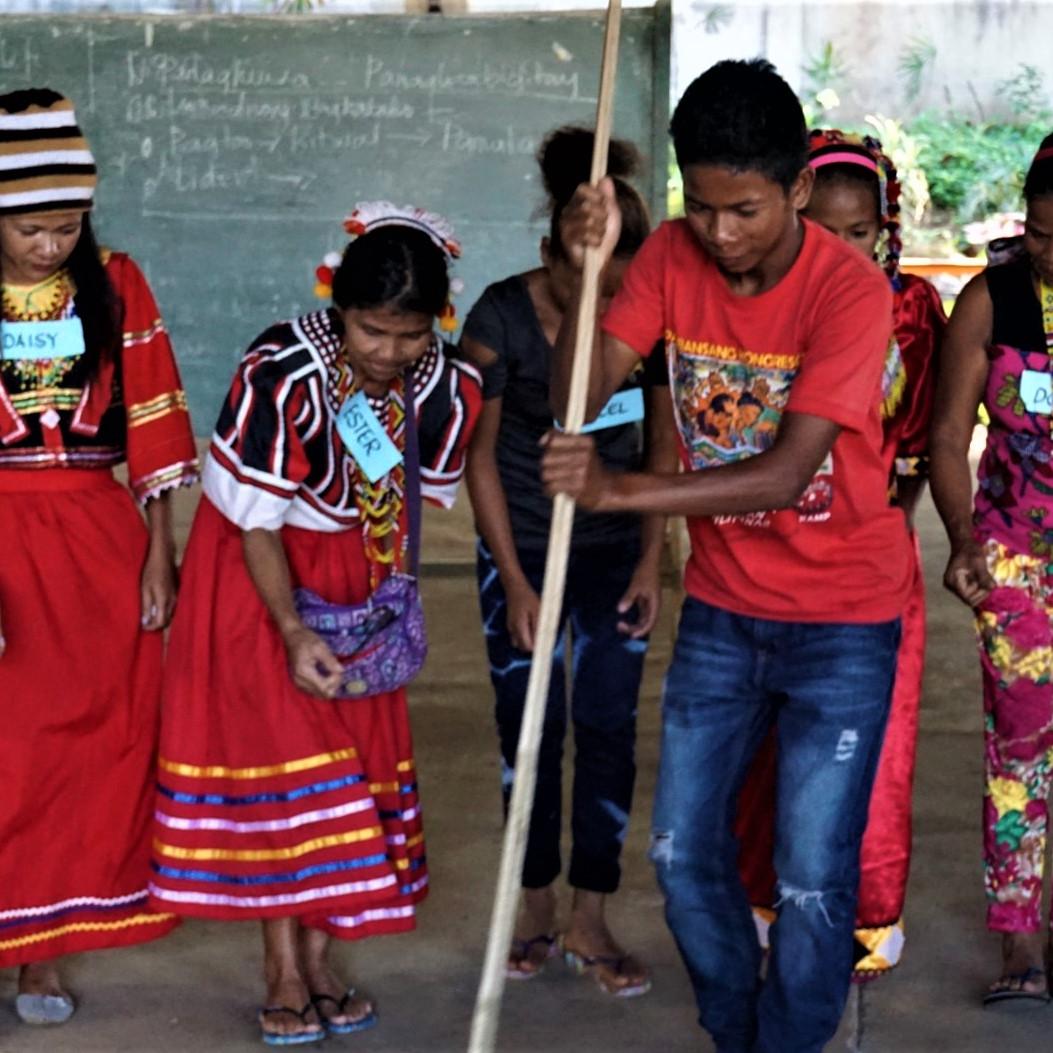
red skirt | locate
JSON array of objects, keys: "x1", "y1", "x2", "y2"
[
  {"x1": 735, "y1": 533, "x2": 926, "y2": 979},
  {"x1": 150, "y1": 498, "x2": 427, "y2": 940},
  {"x1": 0, "y1": 469, "x2": 177, "y2": 968}
]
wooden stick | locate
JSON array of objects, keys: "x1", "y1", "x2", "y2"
[{"x1": 467, "y1": 3, "x2": 622, "y2": 1050}]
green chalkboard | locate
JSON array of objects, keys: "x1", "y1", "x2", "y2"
[{"x1": 0, "y1": 10, "x2": 670, "y2": 431}]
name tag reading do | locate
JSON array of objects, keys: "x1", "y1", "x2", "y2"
[
  {"x1": 1020, "y1": 369, "x2": 1053, "y2": 416},
  {"x1": 335, "y1": 391, "x2": 403, "y2": 483}
]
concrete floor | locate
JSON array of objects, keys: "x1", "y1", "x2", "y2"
[{"x1": 0, "y1": 484, "x2": 1045, "y2": 1052}]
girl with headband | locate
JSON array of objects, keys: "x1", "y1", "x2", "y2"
[
  {"x1": 735, "y1": 128, "x2": 946, "y2": 984},
  {"x1": 461, "y1": 127, "x2": 676, "y2": 996},
  {"x1": 931, "y1": 133, "x2": 1053, "y2": 1006},
  {"x1": 152, "y1": 204, "x2": 482, "y2": 1044},
  {"x1": 0, "y1": 89, "x2": 198, "y2": 1025}
]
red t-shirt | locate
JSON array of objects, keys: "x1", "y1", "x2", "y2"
[{"x1": 603, "y1": 217, "x2": 911, "y2": 623}]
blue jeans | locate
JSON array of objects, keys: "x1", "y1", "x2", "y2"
[
  {"x1": 477, "y1": 538, "x2": 646, "y2": 893},
  {"x1": 651, "y1": 598, "x2": 900, "y2": 1053}
]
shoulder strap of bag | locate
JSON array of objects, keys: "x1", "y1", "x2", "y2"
[{"x1": 403, "y1": 367, "x2": 422, "y2": 578}]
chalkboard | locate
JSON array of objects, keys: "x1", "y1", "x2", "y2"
[{"x1": 0, "y1": 10, "x2": 670, "y2": 431}]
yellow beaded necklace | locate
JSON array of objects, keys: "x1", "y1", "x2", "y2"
[
  {"x1": 335, "y1": 358, "x2": 408, "y2": 587},
  {"x1": 1, "y1": 269, "x2": 72, "y2": 321}
]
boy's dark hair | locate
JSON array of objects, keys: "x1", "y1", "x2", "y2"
[
  {"x1": 1024, "y1": 132, "x2": 1053, "y2": 201},
  {"x1": 332, "y1": 226, "x2": 449, "y2": 317},
  {"x1": 670, "y1": 59, "x2": 808, "y2": 191},
  {"x1": 537, "y1": 125, "x2": 650, "y2": 260}
]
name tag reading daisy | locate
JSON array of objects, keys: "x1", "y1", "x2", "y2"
[
  {"x1": 335, "y1": 391, "x2": 403, "y2": 483},
  {"x1": 1020, "y1": 369, "x2": 1053, "y2": 415},
  {"x1": 1, "y1": 319, "x2": 85, "y2": 361}
]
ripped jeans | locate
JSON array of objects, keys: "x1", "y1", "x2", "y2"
[{"x1": 651, "y1": 598, "x2": 899, "y2": 1053}]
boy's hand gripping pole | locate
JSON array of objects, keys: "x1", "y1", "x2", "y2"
[{"x1": 468, "y1": 2, "x2": 623, "y2": 1049}]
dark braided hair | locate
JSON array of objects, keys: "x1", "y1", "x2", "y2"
[
  {"x1": 808, "y1": 128, "x2": 903, "y2": 289},
  {"x1": 537, "y1": 125, "x2": 651, "y2": 261}
]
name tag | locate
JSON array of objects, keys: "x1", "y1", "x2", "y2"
[
  {"x1": 1020, "y1": 369, "x2": 1053, "y2": 415},
  {"x1": 1, "y1": 319, "x2": 85, "y2": 361},
  {"x1": 335, "y1": 391, "x2": 402, "y2": 483},
  {"x1": 578, "y1": 387, "x2": 645, "y2": 434}
]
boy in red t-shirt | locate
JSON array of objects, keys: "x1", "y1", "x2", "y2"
[{"x1": 542, "y1": 60, "x2": 911, "y2": 1053}]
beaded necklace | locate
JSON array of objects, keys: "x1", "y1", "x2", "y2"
[
  {"x1": 334, "y1": 357, "x2": 409, "y2": 589},
  {"x1": 2, "y1": 269, "x2": 71, "y2": 321},
  {"x1": 1041, "y1": 276, "x2": 1053, "y2": 352}
]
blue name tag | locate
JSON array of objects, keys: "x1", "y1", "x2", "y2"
[
  {"x1": 579, "y1": 387, "x2": 645, "y2": 434},
  {"x1": 1, "y1": 319, "x2": 85, "y2": 361},
  {"x1": 1021, "y1": 369, "x2": 1053, "y2": 415},
  {"x1": 335, "y1": 391, "x2": 403, "y2": 483}
]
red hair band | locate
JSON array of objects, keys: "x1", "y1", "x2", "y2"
[{"x1": 1035, "y1": 147, "x2": 1053, "y2": 164}]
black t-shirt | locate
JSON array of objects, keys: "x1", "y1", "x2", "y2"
[{"x1": 463, "y1": 273, "x2": 667, "y2": 551}]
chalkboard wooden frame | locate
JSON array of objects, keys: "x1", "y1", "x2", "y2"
[{"x1": 0, "y1": 7, "x2": 671, "y2": 432}]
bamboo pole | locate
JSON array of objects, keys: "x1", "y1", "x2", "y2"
[{"x1": 467, "y1": 4, "x2": 623, "y2": 1050}]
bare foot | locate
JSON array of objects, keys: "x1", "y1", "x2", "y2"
[
  {"x1": 988, "y1": 932, "x2": 1047, "y2": 997},
  {"x1": 563, "y1": 891, "x2": 650, "y2": 996},
  {"x1": 259, "y1": 975, "x2": 323, "y2": 1042},
  {"x1": 18, "y1": 960, "x2": 69, "y2": 1000},
  {"x1": 508, "y1": 885, "x2": 558, "y2": 977},
  {"x1": 303, "y1": 959, "x2": 374, "y2": 1029}
]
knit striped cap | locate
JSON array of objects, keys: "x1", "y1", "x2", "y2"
[{"x1": 0, "y1": 88, "x2": 96, "y2": 216}]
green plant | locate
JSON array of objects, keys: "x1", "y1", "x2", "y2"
[
  {"x1": 897, "y1": 38, "x2": 936, "y2": 103},
  {"x1": 865, "y1": 114, "x2": 931, "y2": 228},
  {"x1": 910, "y1": 112, "x2": 1046, "y2": 223},
  {"x1": 802, "y1": 41, "x2": 847, "y2": 99},
  {"x1": 700, "y1": 5, "x2": 734, "y2": 35},
  {"x1": 996, "y1": 64, "x2": 1052, "y2": 123},
  {"x1": 667, "y1": 142, "x2": 684, "y2": 218}
]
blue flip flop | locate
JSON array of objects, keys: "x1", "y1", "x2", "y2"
[
  {"x1": 310, "y1": 988, "x2": 377, "y2": 1036},
  {"x1": 15, "y1": 992, "x2": 75, "y2": 1026},
  {"x1": 258, "y1": 1003, "x2": 325, "y2": 1046}
]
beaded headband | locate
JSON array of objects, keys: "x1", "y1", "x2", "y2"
[
  {"x1": 808, "y1": 129, "x2": 902, "y2": 290},
  {"x1": 314, "y1": 202, "x2": 463, "y2": 333}
]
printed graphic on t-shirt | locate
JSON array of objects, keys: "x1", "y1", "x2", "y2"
[{"x1": 667, "y1": 331, "x2": 833, "y2": 524}]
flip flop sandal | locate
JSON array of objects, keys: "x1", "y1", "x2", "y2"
[
  {"x1": 258, "y1": 1003, "x2": 325, "y2": 1046},
  {"x1": 310, "y1": 988, "x2": 378, "y2": 1036},
  {"x1": 15, "y1": 993, "x2": 75, "y2": 1026},
  {"x1": 563, "y1": 947, "x2": 652, "y2": 999},
  {"x1": 506, "y1": 932, "x2": 559, "y2": 980},
  {"x1": 982, "y1": 967, "x2": 1051, "y2": 1009}
]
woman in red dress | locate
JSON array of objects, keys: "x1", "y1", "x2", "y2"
[
  {"x1": 736, "y1": 129, "x2": 945, "y2": 981},
  {"x1": 0, "y1": 88, "x2": 198, "y2": 1025},
  {"x1": 152, "y1": 203, "x2": 482, "y2": 1045}
]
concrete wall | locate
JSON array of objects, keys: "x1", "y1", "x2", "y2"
[{"x1": 670, "y1": 0, "x2": 1053, "y2": 123}]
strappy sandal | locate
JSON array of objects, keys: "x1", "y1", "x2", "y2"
[
  {"x1": 258, "y1": 1003, "x2": 325, "y2": 1046},
  {"x1": 983, "y1": 966, "x2": 1051, "y2": 1008},
  {"x1": 562, "y1": 944, "x2": 652, "y2": 998},
  {"x1": 506, "y1": 932, "x2": 559, "y2": 980},
  {"x1": 309, "y1": 987, "x2": 378, "y2": 1035}
]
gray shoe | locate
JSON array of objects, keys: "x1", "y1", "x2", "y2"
[{"x1": 15, "y1": 993, "x2": 75, "y2": 1026}]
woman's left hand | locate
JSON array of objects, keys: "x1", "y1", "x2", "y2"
[
  {"x1": 141, "y1": 544, "x2": 177, "y2": 631},
  {"x1": 616, "y1": 561, "x2": 662, "y2": 639}
]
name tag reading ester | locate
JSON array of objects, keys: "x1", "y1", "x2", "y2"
[
  {"x1": 1020, "y1": 369, "x2": 1053, "y2": 415},
  {"x1": 335, "y1": 391, "x2": 403, "y2": 483},
  {"x1": 1, "y1": 319, "x2": 85, "y2": 361},
  {"x1": 576, "y1": 387, "x2": 646, "y2": 435}
]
